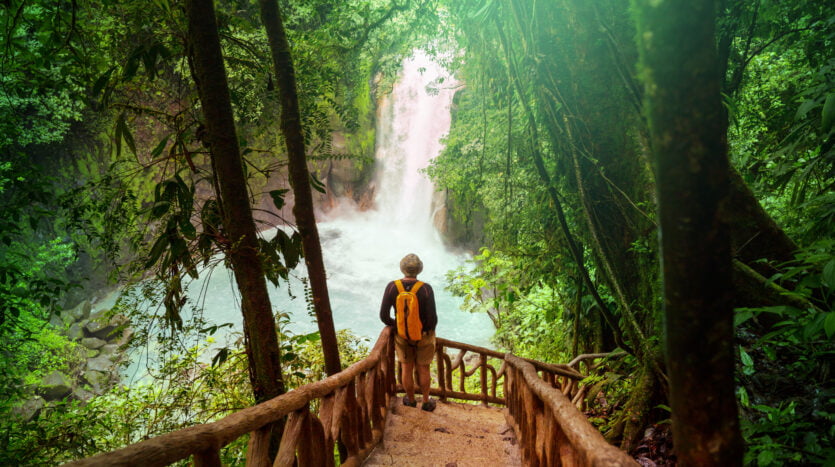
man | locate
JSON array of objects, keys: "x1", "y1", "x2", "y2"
[{"x1": 380, "y1": 253, "x2": 438, "y2": 411}]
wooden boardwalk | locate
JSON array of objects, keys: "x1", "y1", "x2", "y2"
[{"x1": 363, "y1": 398, "x2": 521, "y2": 466}]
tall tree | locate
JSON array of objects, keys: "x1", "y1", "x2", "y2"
[
  {"x1": 258, "y1": 0, "x2": 342, "y2": 376},
  {"x1": 633, "y1": 0, "x2": 744, "y2": 464},
  {"x1": 183, "y1": 0, "x2": 285, "y2": 403}
]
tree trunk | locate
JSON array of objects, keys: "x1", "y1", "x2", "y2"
[
  {"x1": 727, "y1": 166, "x2": 798, "y2": 272},
  {"x1": 185, "y1": 0, "x2": 284, "y2": 405},
  {"x1": 257, "y1": 0, "x2": 342, "y2": 376},
  {"x1": 633, "y1": 0, "x2": 743, "y2": 464}
]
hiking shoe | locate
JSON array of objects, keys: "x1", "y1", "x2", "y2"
[
  {"x1": 421, "y1": 399, "x2": 436, "y2": 412},
  {"x1": 402, "y1": 396, "x2": 417, "y2": 407}
]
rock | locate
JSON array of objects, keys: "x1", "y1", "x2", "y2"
[
  {"x1": 83, "y1": 370, "x2": 109, "y2": 393},
  {"x1": 49, "y1": 313, "x2": 66, "y2": 329},
  {"x1": 116, "y1": 327, "x2": 134, "y2": 347},
  {"x1": 99, "y1": 344, "x2": 119, "y2": 359},
  {"x1": 41, "y1": 371, "x2": 73, "y2": 401},
  {"x1": 81, "y1": 337, "x2": 106, "y2": 350},
  {"x1": 68, "y1": 322, "x2": 85, "y2": 341},
  {"x1": 86, "y1": 355, "x2": 115, "y2": 373},
  {"x1": 69, "y1": 300, "x2": 92, "y2": 321},
  {"x1": 84, "y1": 320, "x2": 117, "y2": 340},
  {"x1": 11, "y1": 396, "x2": 45, "y2": 422},
  {"x1": 72, "y1": 388, "x2": 95, "y2": 402},
  {"x1": 84, "y1": 311, "x2": 127, "y2": 341}
]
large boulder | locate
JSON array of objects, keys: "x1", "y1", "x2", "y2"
[
  {"x1": 48, "y1": 312, "x2": 66, "y2": 329},
  {"x1": 86, "y1": 311, "x2": 128, "y2": 341},
  {"x1": 11, "y1": 397, "x2": 45, "y2": 422},
  {"x1": 41, "y1": 371, "x2": 73, "y2": 401},
  {"x1": 68, "y1": 300, "x2": 92, "y2": 322},
  {"x1": 68, "y1": 322, "x2": 85, "y2": 341},
  {"x1": 83, "y1": 370, "x2": 110, "y2": 393},
  {"x1": 81, "y1": 337, "x2": 107, "y2": 350},
  {"x1": 98, "y1": 343, "x2": 119, "y2": 359},
  {"x1": 72, "y1": 388, "x2": 95, "y2": 402},
  {"x1": 86, "y1": 355, "x2": 114, "y2": 373}
]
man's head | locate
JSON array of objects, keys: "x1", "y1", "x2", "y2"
[{"x1": 400, "y1": 253, "x2": 423, "y2": 277}]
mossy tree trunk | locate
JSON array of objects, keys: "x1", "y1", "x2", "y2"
[
  {"x1": 184, "y1": 0, "x2": 284, "y2": 405},
  {"x1": 257, "y1": 0, "x2": 342, "y2": 377},
  {"x1": 633, "y1": 0, "x2": 744, "y2": 463}
]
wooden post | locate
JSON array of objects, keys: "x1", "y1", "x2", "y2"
[
  {"x1": 436, "y1": 344, "x2": 446, "y2": 401},
  {"x1": 479, "y1": 353, "x2": 488, "y2": 406},
  {"x1": 193, "y1": 449, "x2": 221, "y2": 467},
  {"x1": 245, "y1": 427, "x2": 271, "y2": 467}
]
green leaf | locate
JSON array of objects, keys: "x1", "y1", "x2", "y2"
[
  {"x1": 734, "y1": 309, "x2": 754, "y2": 327},
  {"x1": 281, "y1": 352, "x2": 297, "y2": 362},
  {"x1": 197, "y1": 233, "x2": 213, "y2": 265},
  {"x1": 822, "y1": 259, "x2": 835, "y2": 290},
  {"x1": 93, "y1": 66, "x2": 117, "y2": 97},
  {"x1": 116, "y1": 113, "x2": 136, "y2": 155},
  {"x1": 179, "y1": 216, "x2": 197, "y2": 240},
  {"x1": 151, "y1": 200, "x2": 170, "y2": 218},
  {"x1": 310, "y1": 173, "x2": 326, "y2": 193},
  {"x1": 822, "y1": 94, "x2": 835, "y2": 133},
  {"x1": 150, "y1": 135, "x2": 170, "y2": 158},
  {"x1": 174, "y1": 173, "x2": 193, "y2": 215},
  {"x1": 270, "y1": 189, "x2": 289, "y2": 210},
  {"x1": 757, "y1": 448, "x2": 775, "y2": 466},
  {"x1": 739, "y1": 346, "x2": 754, "y2": 367},
  {"x1": 145, "y1": 234, "x2": 169, "y2": 268},
  {"x1": 796, "y1": 99, "x2": 817, "y2": 121},
  {"x1": 824, "y1": 312, "x2": 835, "y2": 339},
  {"x1": 211, "y1": 347, "x2": 229, "y2": 367}
]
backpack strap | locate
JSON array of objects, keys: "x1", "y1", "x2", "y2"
[{"x1": 394, "y1": 280, "x2": 423, "y2": 293}]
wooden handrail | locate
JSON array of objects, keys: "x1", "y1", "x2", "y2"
[
  {"x1": 505, "y1": 354, "x2": 637, "y2": 466},
  {"x1": 66, "y1": 327, "x2": 633, "y2": 466},
  {"x1": 65, "y1": 327, "x2": 398, "y2": 467}
]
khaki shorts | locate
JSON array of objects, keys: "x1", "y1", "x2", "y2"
[{"x1": 394, "y1": 331, "x2": 436, "y2": 366}]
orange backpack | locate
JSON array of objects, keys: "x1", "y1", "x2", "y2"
[{"x1": 394, "y1": 280, "x2": 424, "y2": 342}]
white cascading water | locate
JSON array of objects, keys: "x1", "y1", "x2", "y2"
[
  {"x1": 304, "y1": 51, "x2": 493, "y2": 345},
  {"x1": 122, "y1": 52, "x2": 492, "y2": 381}
]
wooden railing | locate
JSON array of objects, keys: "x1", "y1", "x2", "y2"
[
  {"x1": 427, "y1": 338, "x2": 585, "y2": 406},
  {"x1": 67, "y1": 326, "x2": 399, "y2": 467},
  {"x1": 505, "y1": 354, "x2": 637, "y2": 466},
  {"x1": 67, "y1": 328, "x2": 635, "y2": 466}
]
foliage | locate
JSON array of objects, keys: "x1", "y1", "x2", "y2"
[
  {"x1": 735, "y1": 239, "x2": 835, "y2": 465},
  {"x1": 0, "y1": 276, "x2": 373, "y2": 464}
]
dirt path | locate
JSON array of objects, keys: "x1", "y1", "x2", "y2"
[{"x1": 362, "y1": 398, "x2": 522, "y2": 466}]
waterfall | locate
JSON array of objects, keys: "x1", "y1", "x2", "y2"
[
  {"x1": 123, "y1": 52, "x2": 493, "y2": 381},
  {"x1": 308, "y1": 51, "x2": 492, "y2": 345}
]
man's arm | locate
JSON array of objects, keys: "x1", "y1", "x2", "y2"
[
  {"x1": 380, "y1": 281, "x2": 396, "y2": 326},
  {"x1": 423, "y1": 284, "x2": 437, "y2": 332}
]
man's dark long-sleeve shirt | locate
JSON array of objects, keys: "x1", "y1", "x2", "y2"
[{"x1": 379, "y1": 279, "x2": 437, "y2": 332}]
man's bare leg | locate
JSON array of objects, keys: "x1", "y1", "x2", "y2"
[
  {"x1": 402, "y1": 361, "x2": 416, "y2": 404},
  {"x1": 418, "y1": 364, "x2": 431, "y2": 402}
]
